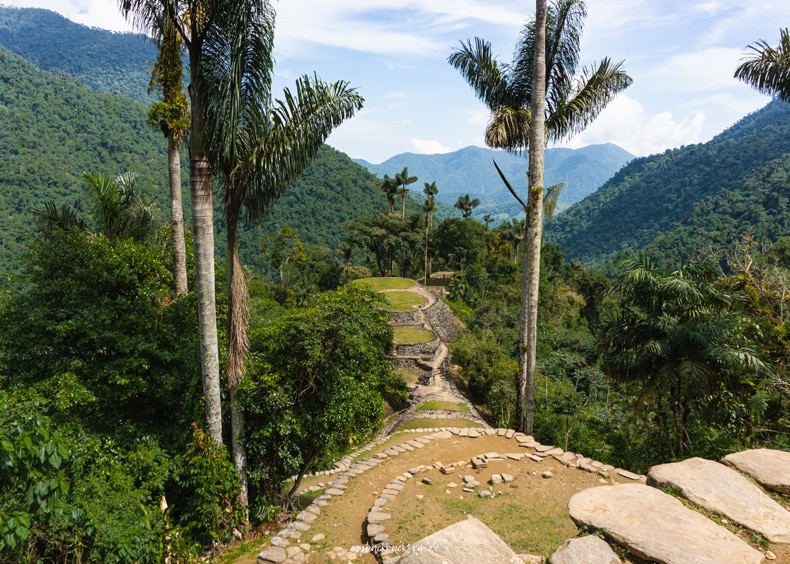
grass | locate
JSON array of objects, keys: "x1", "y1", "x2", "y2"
[
  {"x1": 398, "y1": 417, "x2": 483, "y2": 430},
  {"x1": 383, "y1": 291, "x2": 424, "y2": 311},
  {"x1": 352, "y1": 277, "x2": 416, "y2": 291},
  {"x1": 417, "y1": 400, "x2": 471, "y2": 413},
  {"x1": 396, "y1": 366, "x2": 424, "y2": 385},
  {"x1": 393, "y1": 326, "x2": 435, "y2": 344}
]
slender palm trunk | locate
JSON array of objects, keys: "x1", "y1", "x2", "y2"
[
  {"x1": 190, "y1": 156, "x2": 223, "y2": 444},
  {"x1": 168, "y1": 136, "x2": 188, "y2": 295},
  {"x1": 424, "y1": 214, "x2": 431, "y2": 284},
  {"x1": 187, "y1": 36, "x2": 223, "y2": 445},
  {"x1": 516, "y1": 0, "x2": 547, "y2": 435},
  {"x1": 226, "y1": 202, "x2": 250, "y2": 508}
]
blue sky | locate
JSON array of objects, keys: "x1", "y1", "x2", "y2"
[{"x1": 4, "y1": 0, "x2": 790, "y2": 163}]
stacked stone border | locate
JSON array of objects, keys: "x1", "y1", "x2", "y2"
[{"x1": 258, "y1": 427, "x2": 645, "y2": 564}]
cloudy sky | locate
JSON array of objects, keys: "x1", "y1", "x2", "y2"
[{"x1": 3, "y1": 0, "x2": 790, "y2": 163}]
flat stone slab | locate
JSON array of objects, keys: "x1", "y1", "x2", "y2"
[
  {"x1": 568, "y1": 484, "x2": 763, "y2": 563},
  {"x1": 722, "y1": 448, "x2": 790, "y2": 494},
  {"x1": 647, "y1": 457, "x2": 790, "y2": 543},
  {"x1": 389, "y1": 516, "x2": 524, "y2": 563},
  {"x1": 549, "y1": 535, "x2": 621, "y2": 564}
]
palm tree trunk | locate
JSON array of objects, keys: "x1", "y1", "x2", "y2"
[
  {"x1": 168, "y1": 136, "x2": 188, "y2": 295},
  {"x1": 516, "y1": 0, "x2": 547, "y2": 435},
  {"x1": 190, "y1": 155, "x2": 223, "y2": 445},
  {"x1": 424, "y1": 214, "x2": 430, "y2": 284},
  {"x1": 226, "y1": 202, "x2": 250, "y2": 508}
]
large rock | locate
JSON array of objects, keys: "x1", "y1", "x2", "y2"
[
  {"x1": 549, "y1": 535, "x2": 621, "y2": 564},
  {"x1": 568, "y1": 484, "x2": 763, "y2": 564},
  {"x1": 389, "y1": 516, "x2": 523, "y2": 563},
  {"x1": 722, "y1": 449, "x2": 790, "y2": 494},
  {"x1": 648, "y1": 457, "x2": 790, "y2": 543}
]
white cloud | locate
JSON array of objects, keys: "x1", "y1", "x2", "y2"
[
  {"x1": 411, "y1": 138, "x2": 452, "y2": 154},
  {"x1": 563, "y1": 95, "x2": 706, "y2": 156}
]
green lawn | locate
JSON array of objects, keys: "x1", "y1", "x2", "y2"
[
  {"x1": 393, "y1": 326, "x2": 435, "y2": 344},
  {"x1": 398, "y1": 417, "x2": 483, "y2": 430},
  {"x1": 351, "y1": 277, "x2": 416, "y2": 291},
  {"x1": 417, "y1": 400, "x2": 471, "y2": 413},
  {"x1": 383, "y1": 291, "x2": 424, "y2": 311}
]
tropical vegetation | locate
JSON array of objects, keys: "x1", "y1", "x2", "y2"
[{"x1": 0, "y1": 3, "x2": 788, "y2": 562}]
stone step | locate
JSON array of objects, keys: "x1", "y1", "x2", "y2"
[
  {"x1": 647, "y1": 457, "x2": 790, "y2": 543},
  {"x1": 568, "y1": 484, "x2": 764, "y2": 563},
  {"x1": 722, "y1": 448, "x2": 790, "y2": 495}
]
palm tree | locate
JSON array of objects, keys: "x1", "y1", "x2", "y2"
[
  {"x1": 597, "y1": 254, "x2": 769, "y2": 457},
  {"x1": 454, "y1": 193, "x2": 480, "y2": 219},
  {"x1": 422, "y1": 181, "x2": 438, "y2": 284},
  {"x1": 483, "y1": 214, "x2": 494, "y2": 231},
  {"x1": 735, "y1": 28, "x2": 790, "y2": 101},
  {"x1": 120, "y1": 0, "x2": 224, "y2": 447},
  {"x1": 448, "y1": 0, "x2": 631, "y2": 433},
  {"x1": 35, "y1": 172, "x2": 158, "y2": 241},
  {"x1": 145, "y1": 6, "x2": 190, "y2": 295},
  {"x1": 395, "y1": 167, "x2": 418, "y2": 218},
  {"x1": 337, "y1": 237, "x2": 359, "y2": 283},
  {"x1": 379, "y1": 174, "x2": 398, "y2": 214},
  {"x1": 84, "y1": 172, "x2": 159, "y2": 240},
  {"x1": 201, "y1": 1, "x2": 363, "y2": 506}
]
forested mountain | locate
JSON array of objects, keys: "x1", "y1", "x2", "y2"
[
  {"x1": 355, "y1": 143, "x2": 634, "y2": 221},
  {"x1": 546, "y1": 100, "x2": 790, "y2": 264},
  {"x1": 0, "y1": 46, "x2": 169, "y2": 283},
  {"x1": 0, "y1": 6, "x2": 157, "y2": 104},
  {"x1": 0, "y1": 45, "x2": 387, "y2": 284}
]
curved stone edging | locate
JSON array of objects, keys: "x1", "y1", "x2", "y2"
[{"x1": 260, "y1": 428, "x2": 646, "y2": 564}]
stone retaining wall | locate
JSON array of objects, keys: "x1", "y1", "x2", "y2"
[
  {"x1": 386, "y1": 309, "x2": 419, "y2": 323},
  {"x1": 395, "y1": 338, "x2": 440, "y2": 358},
  {"x1": 423, "y1": 297, "x2": 460, "y2": 342}
]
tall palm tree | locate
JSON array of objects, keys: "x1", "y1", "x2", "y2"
[
  {"x1": 119, "y1": 0, "x2": 189, "y2": 294},
  {"x1": 423, "y1": 181, "x2": 438, "y2": 283},
  {"x1": 120, "y1": 0, "x2": 225, "y2": 447},
  {"x1": 483, "y1": 214, "x2": 494, "y2": 231},
  {"x1": 146, "y1": 6, "x2": 190, "y2": 295},
  {"x1": 395, "y1": 166, "x2": 418, "y2": 218},
  {"x1": 202, "y1": 2, "x2": 363, "y2": 506},
  {"x1": 379, "y1": 174, "x2": 398, "y2": 214},
  {"x1": 448, "y1": 0, "x2": 631, "y2": 433},
  {"x1": 735, "y1": 28, "x2": 790, "y2": 102}
]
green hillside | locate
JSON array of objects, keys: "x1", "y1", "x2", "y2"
[
  {"x1": 0, "y1": 45, "x2": 387, "y2": 284},
  {"x1": 0, "y1": 46, "x2": 170, "y2": 284},
  {"x1": 545, "y1": 100, "x2": 790, "y2": 264},
  {"x1": 0, "y1": 6, "x2": 157, "y2": 104},
  {"x1": 648, "y1": 153, "x2": 790, "y2": 260}
]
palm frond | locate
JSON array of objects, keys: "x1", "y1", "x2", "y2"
[
  {"x1": 244, "y1": 75, "x2": 364, "y2": 223},
  {"x1": 448, "y1": 38, "x2": 509, "y2": 110},
  {"x1": 485, "y1": 105, "x2": 532, "y2": 151},
  {"x1": 547, "y1": 57, "x2": 632, "y2": 142},
  {"x1": 735, "y1": 28, "x2": 790, "y2": 102}
]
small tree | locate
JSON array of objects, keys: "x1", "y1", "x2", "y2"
[{"x1": 240, "y1": 285, "x2": 405, "y2": 509}]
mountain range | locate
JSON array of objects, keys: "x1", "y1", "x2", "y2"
[
  {"x1": 355, "y1": 143, "x2": 634, "y2": 221},
  {"x1": 0, "y1": 5, "x2": 788, "y2": 279}
]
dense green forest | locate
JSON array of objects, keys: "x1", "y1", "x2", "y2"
[
  {"x1": 0, "y1": 6, "x2": 158, "y2": 104},
  {"x1": 546, "y1": 100, "x2": 790, "y2": 264},
  {"x1": 0, "y1": 46, "x2": 170, "y2": 283},
  {"x1": 0, "y1": 45, "x2": 394, "y2": 284}
]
